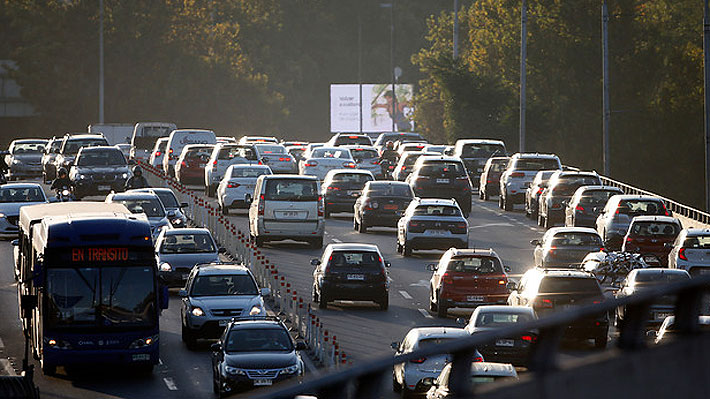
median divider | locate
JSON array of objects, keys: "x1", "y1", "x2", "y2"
[{"x1": 139, "y1": 162, "x2": 346, "y2": 369}]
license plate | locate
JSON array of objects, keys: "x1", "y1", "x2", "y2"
[
  {"x1": 436, "y1": 178, "x2": 449, "y2": 184},
  {"x1": 347, "y1": 274, "x2": 365, "y2": 281},
  {"x1": 219, "y1": 319, "x2": 229, "y2": 326},
  {"x1": 282, "y1": 211, "x2": 298, "y2": 218},
  {"x1": 132, "y1": 354, "x2": 150, "y2": 361},
  {"x1": 384, "y1": 204, "x2": 397, "y2": 210},
  {"x1": 98, "y1": 185, "x2": 111, "y2": 191},
  {"x1": 253, "y1": 379, "x2": 273, "y2": 386},
  {"x1": 495, "y1": 339, "x2": 514, "y2": 347},
  {"x1": 429, "y1": 230, "x2": 447, "y2": 235},
  {"x1": 655, "y1": 311, "x2": 673, "y2": 320},
  {"x1": 467, "y1": 295, "x2": 485, "y2": 302}
]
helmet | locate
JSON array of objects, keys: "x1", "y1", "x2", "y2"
[
  {"x1": 132, "y1": 165, "x2": 143, "y2": 175},
  {"x1": 57, "y1": 167, "x2": 68, "y2": 177},
  {"x1": 385, "y1": 141, "x2": 394, "y2": 150}
]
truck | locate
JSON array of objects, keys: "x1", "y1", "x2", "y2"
[{"x1": 87, "y1": 123, "x2": 134, "y2": 145}]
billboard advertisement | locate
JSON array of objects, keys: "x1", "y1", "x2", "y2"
[{"x1": 330, "y1": 83, "x2": 413, "y2": 133}]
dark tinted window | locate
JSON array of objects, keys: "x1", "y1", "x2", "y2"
[
  {"x1": 327, "y1": 251, "x2": 383, "y2": 271},
  {"x1": 13, "y1": 142, "x2": 45, "y2": 153},
  {"x1": 550, "y1": 232, "x2": 602, "y2": 247},
  {"x1": 461, "y1": 143, "x2": 505, "y2": 158},
  {"x1": 226, "y1": 328, "x2": 293, "y2": 352},
  {"x1": 489, "y1": 160, "x2": 508, "y2": 172},
  {"x1": 617, "y1": 200, "x2": 666, "y2": 216},
  {"x1": 630, "y1": 222, "x2": 680, "y2": 237},
  {"x1": 633, "y1": 271, "x2": 689, "y2": 285},
  {"x1": 579, "y1": 190, "x2": 620, "y2": 206},
  {"x1": 475, "y1": 312, "x2": 533, "y2": 327},
  {"x1": 366, "y1": 184, "x2": 413, "y2": 197},
  {"x1": 350, "y1": 148, "x2": 379, "y2": 160},
  {"x1": 515, "y1": 159, "x2": 560, "y2": 171},
  {"x1": 448, "y1": 256, "x2": 503, "y2": 274},
  {"x1": 538, "y1": 277, "x2": 601, "y2": 295},
  {"x1": 418, "y1": 337, "x2": 457, "y2": 348},
  {"x1": 160, "y1": 233, "x2": 216, "y2": 253},
  {"x1": 419, "y1": 161, "x2": 465, "y2": 176},
  {"x1": 335, "y1": 136, "x2": 372, "y2": 146},
  {"x1": 76, "y1": 150, "x2": 126, "y2": 166},
  {"x1": 191, "y1": 274, "x2": 257, "y2": 296},
  {"x1": 683, "y1": 235, "x2": 710, "y2": 249},
  {"x1": 184, "y1": 147, "x2": 213, "y2": 160},
  {"x1": 229, "y1": 167, "x2": 271, "y2": 178},
  {"x1": 413, "y1": 205, "x2": 461, "y2": 217},
  {"x1": 135, "y1": 126, "x2": 173, "y2": 150},
  {"x1": 330, "y1": 173, "x2": 373, "y2": 184},
  {"x1": 264, "y1": 179, "x2": 318, "y2": 201},
  {"x1": 552, "y1": 176, "x2": 601, "y2": 195},
  {"x1": 218, "y1": 146, "x2": 243, "y2": 159}
]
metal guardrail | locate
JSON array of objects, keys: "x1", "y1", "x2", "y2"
[{"x1": 251, "y1": 275, "x2": 710, "y2": 399}]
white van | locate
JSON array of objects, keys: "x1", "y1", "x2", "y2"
[
  {"x1": 129, "y1": 122, "x2": 177, "y2": 163},
  {"x1": 249, "y1": 175, "x2": 324, "y2": 248},
  {"x1": 163, "y1": 129, "x2": 217, "y2": 176}
]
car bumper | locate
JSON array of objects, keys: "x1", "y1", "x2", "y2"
[
  {"x1": 8, "y1": 164, "x2": 43, "y2": 177},
  {"x1": 75, "y1": 180, "x2": 127, "y2": 196},
  {"x1": 221, "y1": 371, "x2": 301, "y2": 393},
  {"x1": 255, "y1": 220, "x2": 324, "y2": 240},
  {"x1": 321, "y1": 283, "x2": 387, "y2": 301},
  {"x1": 361, "y1": 210, "x2": 403, "y2": 227},
  {"x1": 406, "y1": 235, "x2": 468, "y2": 250},
  {"x1": 324, "y1": 197, "x2": 357, "y2": 213}
]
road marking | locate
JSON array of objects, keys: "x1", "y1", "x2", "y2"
[
  {"x1": 469, "y1": 223, "x2": 513, "y2": 230},
  {"x1": 332, "y1": 238, "x2": 342, "y2": 243},
  {"x1": 410, "y1": 280, "x2": 430, "y2": 288},
  {"x1": 159, "y1": 358, "x2": 163, "y2": 366},
  {"x1": 399, "y1": 290, "x2": 412, "y2": 300},
  {"x1": 163, "y1": 377, "x2": 178, "y2": 391},
  {"x1": 418, "y1": 308, "x2": 434, "y2": 319}
]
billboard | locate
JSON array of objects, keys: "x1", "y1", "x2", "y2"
[{"x1": 330, "y1": 83, "x2": 413, "y2": 133}]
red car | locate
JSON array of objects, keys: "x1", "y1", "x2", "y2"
[
  {"x1": 622, "y1": 215, "x2": 682, "y2": 266},
  {"x1": 175, "y1": 144, "x2": 214, "y2": 185},
  {"x1": 428, "y1": 248, "x2": 511, "y2": 318}
]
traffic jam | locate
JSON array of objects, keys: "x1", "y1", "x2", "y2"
[{"x1": 1, "y1": 125, "x2": 706, "y2": 398}]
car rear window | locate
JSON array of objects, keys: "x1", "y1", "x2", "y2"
[
  {"x1": 13, "y1": 142, "x2": 45, "y2": 153},
  {"x1": 229, "y1": 167, "x2": 271, "y2": 178},
  {"x1": 419, "y1": 161, "x2": 465, "y2": 176},
  {"x1": 630, "y1": 222, "x2": 680, "y2": 237},
  {"x1": 538, "y1": 277, "x2": 601, "y2": 295},
  {"x1": 160, "y1": 233, "x2": 215, "y2": 253},
  {"x1": 366, "y1": 184, "x2": 413, "y2": 197},
  {"x1": 185, "y1": 147, "x2": 213, "y2": 159},
  {"x1": 218, "y1": 146, "x2": 242, "y2": 159},
  {"x1": 580, "y1": 190, "x2": 619, "y2": 206},
  {"x1": 256, "y1": 144, "x2": 286, "y2": 154},
  {"x1": 683, "y1": 235, "x2": 710, "y2": 249},
  {"x1": 461, "y1": 143, "x2": 505, "y2": 158},
  {"x1": 550, "y1": 232, "x2": 602, "y2": 247},
  {"x1": 331, "y1": 173, "x2": 373, "y2": 184},
  {"x1": 475, "y1": 312, "x2": 533, "y2": 327},
  {"x1": 552, "y1": 177, "x2": 601, "y2": 195},
  {"x1": 312, "y1": 148, "x2": 351, "y2": 159},
  {"x1": 489, "y1": 160, "x2": 508, "y2": 172},
  {"x1": 328, "y1": 251, "x2": 382, "y2": 271},
  {"x1": 77, "y1": 150, "x2": 126, "y2": 166},
  {"x1": 350, "y1": 148, "x2": 378, "y2": 160},
  {"x1": 335, "y1": 136, "x2": 371, "y2": 146},
  {"x1": 418, "y1": 337, "x2": 457, "y2": 348},
  {"x1": 264, "y1": 179, "x2": 318, "y2": 201},
  {"x1": 191, "y1": 274, "x2": 258, "y2": 296},
  {"x1": 514, "y1": 158, "x2": 560, "y2": 171},
  {"x1": 617, "y1": 199, "x2": 666, "y2": 216},
  {"x1": 633, "y1": 271, "x2": 689, "y2": 285},
  {"x1": 448, "y1": 256, "x2": 502, "y2": 274},
  {"x1": 414, "y1": 205, "x2": 461, "y2": 217}
]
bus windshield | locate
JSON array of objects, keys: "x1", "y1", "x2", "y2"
[{"x1": 45, "y1": 266, "x2": 156, "y2": 329}]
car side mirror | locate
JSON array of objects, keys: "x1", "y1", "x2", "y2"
[
  {"x1": 218, "y1": 247, "x2": 227, "y2": 254},
  {"x1": 390, "y1": 341, "x2": 399, "y2": 350},
  {"x1": 455, "y1": 317, "x2": 467, "y2": 327},
  {"x1": 166, "y1": 210, "x2": 176, "y2": 218},
  {"x1": 504, "y1": 265, "x2": 511, "y2": 273},
  {"x1": 11, "y1": 239, "x2": 19, "y2": 247},
  {"x1": 530, "y1": 239, "x2": 540, "y2": 246},
  {"x1": 245, "y1": 194, "x2": 253, "y2": 205},
  {"x1": 180, "y1": 202, "x2": 189, "y2": 208},
  {"x1": 295, "y1": 341, "x2": 308, "y2": 351},
  {"x1": 385, "y1": 261, "x2": 391, "y2": 268},
  {"x1": 211, "y1": 342, "x2": 222, "y2": 352},
  {"x1": 427, "y1": 263, "x2": 438, "y2": 271},
  {"x1": 421, "y1": 377, "x2": 437, "y2": 387},
  {"x1": 261, "y1": 287, "x2": 271, "y2": 297},
  {"x1": 646, "y1": 330, "x2": 657, "y2": 339},
  {"x1": 507, "y1": 282, "x2": 517, "y2": 291},
  {"x1": 178, "y1": 289, "x2": 187, "y2": 297},
  {"x1": 311, "y1": 259, "x2": 321, "y2": 266}
]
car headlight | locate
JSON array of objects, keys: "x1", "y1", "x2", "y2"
[
  {"x1": 281, "y1": 364, "x2": 300, "y2": 375},
  {"x1": 159, "y1": 262, "x2": 172, "y2": 272},
  {"x1": 248, "y1": 305, "x2": 264, "y2": 316},
  {"x1": 12, "y1": 159, "x2": 19, "y2": 165},
  {"x1": 0, "y1": 213, "x2": 6, "y2": 219},
  {"x1": 77, "y1": 174, "x2": 85, "y2": 180},
  {"x1": 122, "y1": 173, "x2": 129, "y2": 179},
  {"x1": 45, "y1": 338, "x2": 72, "y2": 350},
  {"x1": 191, "y1": 307, "x2": 205, "y2": 317},
  {"x1": 129, "y1": 334, "x2": 159, "y2": 349},
  {"x1": 225, "y1": 366, "x2": 246, "y2": 376},
  {"x1": 371, "y1": 201, "x2": 379, "y2": 209}
]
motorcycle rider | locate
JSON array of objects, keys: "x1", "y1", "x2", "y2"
[
  {"x1": 124, "y1": 165, "x2": 151, "y2": 190},
  {"x1": 50, "y1": 167, "x2": 74, "y2": 193},
  {"x1": 379, "y1": 141, "x2": 399, "y2": 178}
]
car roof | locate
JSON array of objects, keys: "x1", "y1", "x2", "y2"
[
  {"x1": 78, "y1": 145, "x2": 122, "y2": 152},
  {"x1": 630, "y1": 268, "x2": 689, "y2": 278},
  {"x1": 474, "y1": 305, "x2": 534, "y2": 314},
  {"x1": 609, "y1": 194, "x2": 663, "y2": 201},
  {"x1": 12, "y1": 139, "x2": 47, "y2": 144},
  {"x1": 172, "y1": 129, "x2": 214, "y2": 134},
  {"x1": 367, "y1": 181, "x2": 409, "y2": 187},
  {"x1": 262, "y1": 174, "x2": 317, "y2": 181},
  {"x1": 196, "y1": 264, "x2": 250, "y2": 275},
  {"x1": 448, "y1": 248, "x2": 498, "y2": 257},
  {"x1": 229, "y1": 318, "x2": 284, "y2": 329},
  {"x1": 511, "y1": 152, "x2": 559, "y2": 159},
  {"x1": 534, "y1": 268, "x2": 596, "y2": 279},
  {"x1": 409, "y1": 327, "x2": 469, "y2": 339},
  {"x1": 228, "y1": 164, "x2": 270, "y2": 169},
  {"x1": 0, "y1": 183, "x2": 44, "y2": 189},
  {"x1": 574, "y1": 185, "x2": 623, "y2": 193},
  {"x1": 325, "y1": 169, "x2": 373, "y2": 176},
  {"x1": 130, "y1": 187, "x2": 175, "y2": 195},
  {"x1": 545, "y1": 226, "x2": 599, "y2": 235},
  {"x1": 551, "y1": 170, "x2": 598, "y2": 178},
  {"x1": 418, "y1": 155, "x2": 462, "y2": 163},
  {"x1": 470, "y1": 362, "x2": 517, "y2": 377},
  {"x1": 685, "y1": 228, "x2": 710, "y2": 236},
  {"x1": 629, "y1": 215, "x2": 679, "y2": 223},
  {"x1": 108, "y1": 192, "x2": 160, "y2": 200},
  {"x1": 415, "y1": 198, "x2": 458, "y2": 206},
  {"x1": 456, "y1": 139, "x2": 505, "y2": 145},
  {"x1": 66, "y1": 133, "x2": 106, "y2": 140},
  {"x1": 341, "y1": 145, "x2": 377, "y2": 150},
  {"x1": 163, "y1": 227, "x2": 211, "y2": 235},
  {"x1": 326, "y1": 243, "x2": 380, "y2": 252}
]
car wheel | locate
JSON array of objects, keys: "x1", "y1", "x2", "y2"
[
  {"x1": 436, "y1": 296, "x2": 448, "y2": 318},
  {"x1": 392, "y1": 373, "x2": 402, "y2": 392},
  {"x1": 429, "y1": 287, "x2": 438, "y2": 311},
  {"x1": 402, "y1": 241, "x2": 412, "y2": 257},
  {"x1": 310, "y1": 237, "x2": 323, "y2": 249},
  {"x1": 358, "y1": 221, "x2": 368, "y2": 233},
  {"x1": 255, "y1": 236, "x2": 265, "y2": 247},
  {"x1": 503, "y1": 196, "x2": 513, "y2": 211},
  {"x1": 594, "y1": 334, "x2": 608, "y2": 350},
  {"x1": 378, "y1": 295, "x2": 389, "y2": 311},
  {"x1": 318, "y1": 289, "x2": 328, "y2": 309}
]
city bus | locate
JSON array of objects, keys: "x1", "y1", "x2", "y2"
[{"x1": 16, "y1": 202, "x2": 167, "y2": 375}]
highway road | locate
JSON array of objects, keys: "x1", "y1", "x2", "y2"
[{"x1": 0, "y1": 179, "x2": 614, "y2": 398}]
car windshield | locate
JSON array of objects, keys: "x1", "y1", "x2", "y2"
[
  {"x1": 538, "y1": 277, "x2": 601, "y2": 295},
  {"x1": 489, "y1": 160, "x2": 508, "y2": 172},
  {"x1": 256, "y1": 144, "x2": 286, "y2": 154},
  {"x1": 630, "y1": 222, "x2": 680, "y2": 237},
  {"x1": 0, "y1": 186, "x2": 45, "y2": 203},
  {"x1": 264, "y1": 179, "x2": 318, "y2": 201},
  {"x1": 160, "y1": 233, "x2": 215, "y2": 254},
  {"x1": 226, "y1": 328, "x2": 293, "y2": 352},
  {"x1": 13, "y1": 142, "x2": 45, "y2": 153},
  {"x1": 335, "y1": 136, "x2": 371, "y2": 145},
  {"x1": 155, "y1": 191, "x2": 179, "y2": 208},
  {"x1": 448, "y1": 256, "x2": 503, "y2": 274},
  {"x1": 327, "y1": 251, "x2": 382, "y2": 271},
  {"x1": 419, "y1": 162, "x2": 465, "y2": 176},
  {"x1": 77, "y1": 150, "x2": 126, "y2": 166},
  {"x1": 311, "y1": 148, "x2": 352, "y2": 159},
  {"x1": 414, "y1": 205, "x2": 461, "y2": 216},
  {"x1": 683, "y1": 235, "x2": 710, "y2": 249},
  {"x1": 515, "y1": 159, "x2": 560, "y2": 171},
  {"x1": 134, "y1": 127, "x2": 173, "y2": 150},
  {"x1": 461, "y1": 143, "x2": 505, "y2": 158},
  {"x1": 64, "y1": 138, "x2": 108, "y2": 155},
  {"x1": 617, "y1": 199, "x2": 666, "y2": 216},
  {"x1": 633, "y1": 271, "x2": 688, "y2": 286},
  {"x1": 190, "y1": 274, "x2": 258, "y2": 296},
  {"x1": 475, "y1": 312, "x2": 533, "y2": 327},
  {"x1": 579, "y1": 190, "x2": 619, "y2": 206},
  {"x1": 331, "y1": 173, "x2": 373, "y2": 184},
  {"x1": 350, "y1": 149, "x2": 378, "y2": 160},
  {"x1": 550, "y1": 232, "x2": 602, "y2": 247},
  {"x1": 117, "y1": 198, "x2": 166, "y2": 217},
  {"x1": 366, "y1": 184, "x2": 413, "y2": 197}
]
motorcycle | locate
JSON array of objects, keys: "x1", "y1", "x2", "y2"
[
  {"x1": 55, "y1": 187, "x2": 75, "y2": 202},
  {"x1": 379, "y1": 159, "x2": 397, "y2": 180}
]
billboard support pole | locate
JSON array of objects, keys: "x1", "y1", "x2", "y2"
[
  {"x1": 390, "y1": 1, "x2": 396, "y2": 132},
  {"x1": 358, "y1": 8, "x2": 363, "y2": 133}
]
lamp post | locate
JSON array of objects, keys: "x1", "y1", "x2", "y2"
[
  {"x1": 380, "y1": 2, "x2": 396, "y2": 132},
  {"x1": 519, "y1": 0, "x2": 527, "y2": 153},
  {"x1": 99, "y1": 0, "x2": 104, "y2": 123},
  {"x1": 704, "y1": 0, "x2": 710, "y2": 211}
]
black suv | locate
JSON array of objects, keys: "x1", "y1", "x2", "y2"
[
  {"x1": 311, "y1": 243, "x2": 390, "y2": 310},
  {"x1": 353, "y1": 181, "x2": 414, "y2": 233},
  {"x1": 406, "y1": 156, "x2": 472, "y2": 217},
  {"x1": 54, "y1": 133, "x2": 109, "y2": 170},
  {"x1": 211, "y1": 316, "x2": 305, "y2": 395},
  {"x1": 507, "y1": 268, "x2": 609, "y2": 348},
  {"x1": 70, "y1": 146, "x2": 131, "y2": 198}
]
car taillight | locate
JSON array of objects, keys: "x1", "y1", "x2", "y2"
[
  {"x1": 227, "y1": 182, "x2": 240, "y2": 188},
  {"x1": 327, "y1": 186, "x2": 340, "y2": 191},
  {"x1": 181, "y1": 161, "x2": 186, "y2": 166},
  {"x1": 155, "y1": 151, "x2": 161, "y2": 157},
  {"x1": 511, "y1": 172, "x2": 525, "y2": 178},
  {"x1": 679, "y1": 247, "x2": 688, "y2": 261},
  {"x1": 258, "y1": 194, "x2": 265, "y2": 215},
  {"x1": 371, "y1": 159, "x2": 379, "y2": 165},
  {"x1": 342, "y1": 161, "x2": 356, "y2": 168},
  {"x1": 548, "y1": 246, "x2": 557, "y2": 256},
  {"x1": 473, "y1": 356, "x2": 484, "y2": 363},
  {"x1": 401, "y1": 165, "x2": 406, "y2": 171},
  {"x1": 442, "y1": 272, "x2": 453, "y2": 285},
  {"x1": 537, "y1": 187, "x2": 544, "y2": 195},
  {"x1": 456, "y1": 222, "x2": 467, "y2": 229},
  {"x1": 305, "y1": 161, "x2": 318, "y2": 167},
  {"x1": 498, "y1": 279, "x2": 506, "y2": 285},
  {"x1": 318, "y1": 195, "x2": 324, "y2": 217},
  {"x1": 535, "y1": 298, "x2": 553, "y2": 309},
  {"x1": 575, "y1": 205, "x2": 584, "y2": 211},
  {"x1": 410, "y1": 357, "x2": 426, "y2": 364},
  {"x1": 409, "y1": 221, "x2": 420, "y2": 228},
  {"x1": 278, "y1": 157, "x2": 289, "y2": 161},
  {"x1": 521, "y1": 335, "x2": 537, "y2": 342},
  {"x1": 213, "y1": 160, "x2": 217, "y2": 165}
]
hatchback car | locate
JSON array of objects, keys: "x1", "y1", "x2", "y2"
[
  {"x1": 249, "y1": 175, "x2": 324, "y2": 248},
  {"x1": 217, "y1": 164, "x2": 272, "y2": 214},
  {"x1": 452, "y1": 139, "x2": 507, "y2": 186},
  {"x1": 254, "y1": 143, "x2": 297, "y2": 174},
  {"x1": 565, "y1": 185, "x2": 624, "y2": 228},
  {"x1": 537, "y1": 171, "x2": 601, "y2": 228},
  {"x1": 464, "y1": 305, "x2": 537, "y2": 367},
  {"x1": 180, "y1": 263, "x2": 269, "y2": 347},
  {"x1": 54, "y1": 133, "x2": 109, "y2": 171},
  {"x1": 311, "y1": 243, "x2": 390, "y2": 310},
  {"x1": 407, "y1": 156, "x2": 472, "y2": 217},
  {"x1": 621, "y1": 216, "x2": 682, "y2": 266},
  {"x1": 424, "y1": 362, "x2": 517, "y2": 399},
  {"x1": 5, "y1": 139, "x2": 47, "y2": 181},
  {"x1": 341, "y1": 145, "x2": 381, "y2": 178},
  {"x1": 106, "y1": 191, "x2": 171, "y2": 240},
  {"x1": 397, "y1": 198, "x2": 469, "y2": 256},
  {"x1": 507, "y1": 268, "x2": 608, "y2": 348},
  {"x1": 524, "y1": 170, "x2": 557, "y2": 219},
  {"x1": 299, "y1": 147, "x2": 355, "y2": 180},
  {"x1": 175, "y1": 144, "x2": 215, "y2": 185},
  {"x1": 211, "y1": 317, "x2": 305, "y2": 395},
  {"x1": 668, "y1": 228, "x2": 710, "y2": 275},
  {"x1": 615, "y1": 268, "x2": 690, "y2": 328},
  {"x1": 129, "y1": 187, "x2": 189, "y2": 228},
  {"x1": 478, "y1": 156, "x2": 510, "y2": 201},
  {"x1": 499, "y1": 153, "x2": 562, "y2": 211},
  {"x1": 353, "y1": 181, "x2": 414, "y2": 233},
  {"x1": 392, "y1": 327, "x2": 482, "y2": 398},
  {"x1": 148, "y1": 137, "x2": 169, "y2": 169},
  {"x1": 42, "y1": 136, "x2": 64, "y2": 183},
  {"x1": 596, "y1": 195, "x2": 671, "y2": 250},
  {"x1": 204, "y1": 143, "x2": 259, "y2": 197},
  {"x1": 321, "y1": 169, "x2": 374, "y2": 217},
  {"x1": 428, "y1": 248, "x2": 509, "y2": 317},
  {"x1": 531, "y1": 227, "x2": 604, "y2": 268},
  {"x1": 0, "y1": 184, "x2": 48, "y2": 235},
  {"x1": 155, "y1": 228, "x2": 221, "y2": 287},
  {"x1": 70, "y1": 146, "x2": 131, "y2": 198}
]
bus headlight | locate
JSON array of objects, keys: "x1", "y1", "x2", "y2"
[
  {"x1": 159, "y1": 262, "x2": 172, "y2": 272},
  {"x1": 191, "y1": 307, "x2": 205, "y2": 317},
  {"x1": 129, "y1": 334, "x2": 159, "y2": 348}
]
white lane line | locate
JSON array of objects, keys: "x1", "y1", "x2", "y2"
[
  {"x1": 410, "y1": 280, "x2": 430, "y2": 288},
  {"x1": 163, "y1": 377, "x2": 178, "y2": 391},
  {"x1": 469, "y1": 223, "x2": 513, "y2": 230},
  {"x1": 418, "y1": 308, "x2": 434, "y2": 319},
  {"x1": 0, "y1": 359, "x2": 16, "y2": 376},
  {"x1": 159, "y1": 358, "x2": 164, "y2": 366},
  {"x1": 399, "y1": 290, "x2": 412, "y2": 300},
  {"x1": 332, "y1": 238, "x2": 342, "y2": 243}
]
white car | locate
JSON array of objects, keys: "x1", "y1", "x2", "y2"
[
  {"x1": 0, "y1": 184, "x2": 48, "y2": 235},
  {"x1": 340, "y1": 145, "x2": 381, "y2": 178},
  {"x1": 217, "y1": 164, "x2": 272, "y2": 214},
  {"x1": 106, "y1": 191, "x2": 172, "y2": 241},
  {"x1": 204, "y1": 143, "x2": 259, "y2": 197},
  {"x1": 668, "y1": 228, "x2": 710, "y2": 276},
  {"x1": 299, "y1": 147, "x2": 355, "y2": 180},
  {"x1": 237, "y1": 135, "x2": 278, "y2": 145},
  {"x1": 397, "y1": 198, "x2": 468, "y2": 257},
  {"x1": 149, "y1": 137, "x2": 169, "y2": 169},
  {"x1": 254, "y1": 143, "x2": 297, "y2": 174},
  {"x1": 499, "y1": 153, "x2": 562, "y2": 211}
]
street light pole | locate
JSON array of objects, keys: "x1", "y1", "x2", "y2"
[
  {"x1": 453, "y1": 0, "x2": 459, "y2": 58},
  {"x1": 704, "y1": 0, "x2": 710, "y2": 211},
  {"x1": 390, "y1": 1, "x2": 396, "y2": 132},
  {"x1": 358, "y1": 7, "x2": 363, "y2": 133},
  {"x1": 99, "y1": 0, "x2": 104, "y2": 123},
  {"x1": 602, "y1": 0, "x2": 611, "y2": 176},
  {"x1": 519, "y1": 0, "x2": 527, "y2": 153}
]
